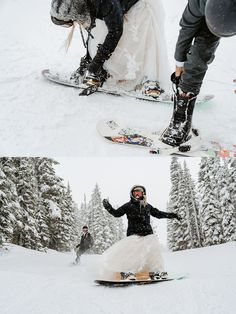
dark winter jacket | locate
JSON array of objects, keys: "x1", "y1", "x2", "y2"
[
  {"x1": 77, "y1": 232, "x2": 93, "y2": 251},
  {"x1": 51, "y1": 0, "x2": 139, "y2": 72},
  {"x1": 174, "y1": 0, "x2": 208, "y2": 62},
  {"x1": 106, "y1": 200, "x2": 178, "y2": 237}
]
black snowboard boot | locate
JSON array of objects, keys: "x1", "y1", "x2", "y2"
[
  {"x1": 161, "y1": 90, "x2": 197, "y2": 147},
  {"x1": 70, "y1": 55, "x2": 92, "y2": 84}
]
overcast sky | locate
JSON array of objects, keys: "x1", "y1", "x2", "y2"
[{"x1": 55, "y1": 157, "x2": 201, "y2": 244}]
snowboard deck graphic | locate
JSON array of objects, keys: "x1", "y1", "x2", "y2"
[
  {"x1": 42, "y1": 69, "x2": 214, "y2": 104},
  {"x1": 97, "y1": 120, "x2": 236, "y2": 157}
]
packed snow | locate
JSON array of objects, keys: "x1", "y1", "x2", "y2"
[
  {"x1": 0, "y1": 0, "x2": 235, "y2": 156},
  {"x1": 0, "y1": 242, "x2": 236, "y2": 314}
]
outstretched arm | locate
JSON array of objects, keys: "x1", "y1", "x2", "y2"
[
  {"x1": 150, "y1": 205, "x2": 181, "y2": 220},
  {"x1": 103, "y1": 199, "x2": 126, "y2": 217}
]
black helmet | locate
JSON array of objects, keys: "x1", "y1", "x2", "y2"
[
  {"x1": 130, "y1": 185, "x2": 146, "y2": 200},
  {"x1": 205, "y1": 0, "x2": 236, "y2": 37}
]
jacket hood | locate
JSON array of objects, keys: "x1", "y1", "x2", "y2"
[
  {"x1": 130, "y1": 185, "x2": 147, "y2": 205},
  {"x1": 50, "y1": 0, "x2": 92, "y2": 27}
]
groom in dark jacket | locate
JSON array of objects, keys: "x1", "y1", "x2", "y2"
[
  {"x1": 161, "y1": 0, "x2": 236, "y2": 147},
  {"x1": 75, "y1": 225, "x2": 93, "y2": 264}
]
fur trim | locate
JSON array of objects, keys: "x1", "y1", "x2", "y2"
[
  {"x1": 50, "y1": 0, "x2": 91, "y2": 27},
  {"x1": 130, "y1": 185, "x2": 147, "y2": 207}
]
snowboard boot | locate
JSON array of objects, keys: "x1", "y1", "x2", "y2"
[
  {"x1": 161, "y1": 90, "x2": 197, "y2": 147},
  {"x1": 142, "y1": 80, "x2": 164, "y2": 98},
  {"x1": 70, "y1": 55, "x2": 92, "y2": 84},
  {"x1": 120, "y1": 272, "x2": 136, "y2": 281}
]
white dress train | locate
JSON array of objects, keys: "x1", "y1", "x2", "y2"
[{"x1": 99, "y1": 234, "x2": 165, "y2": 280}]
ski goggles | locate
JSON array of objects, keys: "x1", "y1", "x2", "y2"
[{"x1": 51, "y1": 16, "x2": 73, "y2": 28}]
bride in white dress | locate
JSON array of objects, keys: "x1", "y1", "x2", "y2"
[
  {"x1": 89, "y1": 0, "x2": 170, "y2": 92},
  {"x1": 51, "y1": 0, "x2": 170, "y2": 93}
]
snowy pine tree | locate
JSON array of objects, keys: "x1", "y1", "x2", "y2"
[
  {"x1": 35, "y1": 158, "x2": 67, "y2": 251},
  {"x1": 167, "y1": 157, "x2": 193, "y2": 251},
  {"x1": 0, "y1": 159, "x2": 21, "y2": 244},
  {"x1": 15, "y1": 158, "x2": 41, "y2": 250},
  {"x1": 198, "y1": 158, "x2": 223, "y2": 246},
  {"x1": 227, "y1": 158, "x2": 236, "y2": 218},
  {"x1": 219, "y1": 160, "x2": 236, "y2": 242},
  {"x1": 183, "y1": 162, "x2": 201, "y2": 248}
]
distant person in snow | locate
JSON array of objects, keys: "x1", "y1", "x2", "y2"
[
  {"x1": 234, "y1": 79, "x2": 236, "y2": 94},
  {"x1": 101, "y1": 185, "x2": 181, "y2": 281},
  {"x1": 75, "y1": 226, "x2": 93, "y2": 264},
  {"x1": 50, "y1": 0, "x2": 169, "y2": 95},
  {"x1": 161, "y1": 0, "x2": 236, "y2": 147}
]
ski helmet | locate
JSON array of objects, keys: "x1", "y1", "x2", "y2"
[
  {"x1": 130, "y1": 185, "x2": 146, "y2": 200},
  {"x1": 50, "y1": 0, "x2": 92, "y2": 29},
  {"x1": 205, "y1": 0, "x2": 236, "y2": 37}
]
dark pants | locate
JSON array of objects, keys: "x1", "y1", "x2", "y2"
[
  {"x1": 75, "y1": 248, "x2": 87, "y2": 263},
  {"x1": 180, "y1": 20, "x2": 220, "y2": 95}
]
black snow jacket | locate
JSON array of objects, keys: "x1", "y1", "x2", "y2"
[
  {"x1": 105, "y1": 200, "x2": 178, "y2": 237},
  {"x1": 175, "y1": 0, "x2": 208, "y2": 62},
  {"x1": 51, "y1": 0, "x2": 139, "y2": 72},
  {"x1": 92, "y1": 0, "x2": 139, "y2": 58},
  {"x1": 77, "y1": 232, "x2": 93, "y2": 251}
]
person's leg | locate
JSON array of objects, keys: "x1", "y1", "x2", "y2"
[
  {"x1": 75, "y1": 249, "x2": 83, "y2": 264},
  {"x1": 179, "y1": 19, "x2": 220, "y2": 95},
  {"x1": 161, "y1": 20, "x2": 220, "y2": 146}
]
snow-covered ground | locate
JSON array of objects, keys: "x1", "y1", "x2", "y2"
[
  {"x1": 0, "y1": 242, "x2": 236, "y2": 314},
  {"x1": 0, "y1": 0, "x2": 236, "y2": 156}
]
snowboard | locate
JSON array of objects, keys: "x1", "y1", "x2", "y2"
[
  {"x1": 97, "y1": 120, "x2": 236, "y2": 157},
  {"x1": 42, "y1": 69, "x2": 214, "y2": 104},
  {"x1": 95, "y1": 275, "x2": 186, "y2": 287}
]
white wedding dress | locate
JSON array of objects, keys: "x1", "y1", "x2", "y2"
[
  {"x1": 88, "y1": 0, "x2": 170, "y2": 91},
  {"x1": 99, "y1": 234, "x2": 165, "y2": 280}
]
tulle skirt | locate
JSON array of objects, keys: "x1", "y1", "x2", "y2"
[
  {"x1": 88, "y1": 0, "x2": 170, "y2": 91},
  {"x1": 99, "y1": 234, "x2": 165, "y2": 280}
]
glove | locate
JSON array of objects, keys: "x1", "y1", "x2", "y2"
[
  {"x1": 169, "y1": 212, "x2": 181, "y2": 220},
  {"x1": 175, "y1": 213, "x2": 182, "y2": 221},
  {"x1": 103, "y1": 199, "x2": 112, "y2": 211},
  {"x1": 84, "y1": 49, "x2": 110, "y2": 86},
  {"x1": 170, "y1": 72, "x2": 181, "y2": 86}
]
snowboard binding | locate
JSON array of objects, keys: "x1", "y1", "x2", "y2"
[{"x1": 142, "y1": 80, "x2": 165, "y2": 98}]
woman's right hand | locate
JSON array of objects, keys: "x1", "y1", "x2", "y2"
[{"x1": 103, "y1": 199, "x2": 112, "y2": 210}]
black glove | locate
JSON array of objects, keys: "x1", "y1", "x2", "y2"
[
  {"x1": 169, "y1": 212, "x2": 181, "y2": 220},
  {"x1": 103, "y1": 199, "x2": 112, "y2": 211},
  {"x1": 85, "y1": 49, "x2": 110, "y2": 86},
  {"x1": 170, "y1": 72, "x2": 181, "y2": 86},
  {"x1": 175, "y1": 213, "x2": 182, "y2": 221}
]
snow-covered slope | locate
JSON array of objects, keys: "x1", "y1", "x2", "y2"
[
  {"x1": 0, "y1": 242, "x2": 236, "y2": 314},
  {"x1": 0, "y1": 0, "x2": 236, "y2": 156}
]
